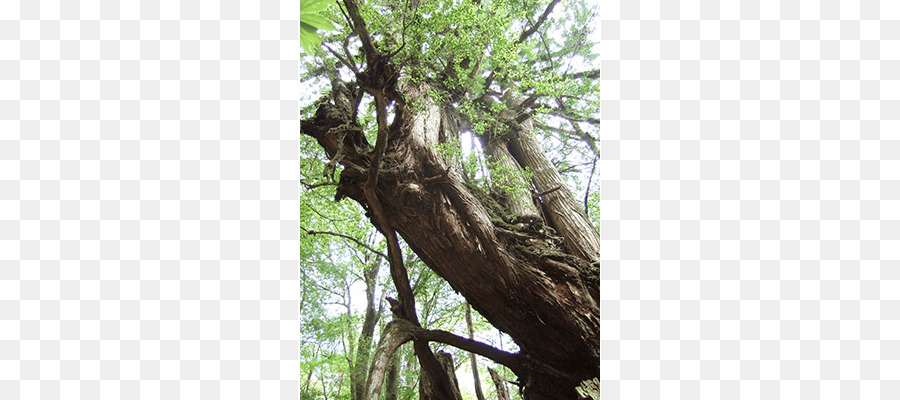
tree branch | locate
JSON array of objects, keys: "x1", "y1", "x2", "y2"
[
  {"x1": 533, "y1": 119, "x2": 600, "y2": 159},
  {"x1": 565, "y1": 68, "x2": 602, "y2": 80},
  {"x1": 341, "y1": 0, "x2": 378, "y2": 65},
  {"x1": 323, "y1": 43, "x2": 358, "y2": 76},
  {"x1": 539, "y1": 109, "x2": 602, "y2": 125},
  {"x1": 533, "y1": 185, "x2": 562, "y2": 198},
  {"x1": 365, "y1": 319, "x2": 523, "y2": 400},
  {"x1": 301, "y1": 225, "x2": 388, "y2": 259},
  {"x1": 366, "y1": 93, "x2": 391, "y2": 189},
  {"x1": 300, "y1": 179, "x2": 337, "y2": 190},
  {"x1": 517, "y1": 0, "x2": 561, "y2": 44},
  {"x1": 361, "y1": 164, "x2": 459, "y2": 398},
  {"x1": 480, "y1": 0, "x2": 561, "y2": 94},
  {"x1": 584, "y1": 155, "x2": 597, "y2": 217}
]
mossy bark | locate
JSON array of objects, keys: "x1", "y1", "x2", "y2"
[{"x1": 303, "y1": 80, "x2": 602, "y2": 399}]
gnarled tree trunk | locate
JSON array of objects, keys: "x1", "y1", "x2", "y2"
[
  {"x1": 303, "y1": 78, "x2": 602, "y2": 398},
  {"x1": 302, "y1": 1, "x2": 604, "y2": 396}
]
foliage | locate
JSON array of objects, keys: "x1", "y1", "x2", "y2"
[
  {"x1": 301, "y1": 0, "x2": 604, "y2": 397},
  {"x1": 301, "y1": 0, "x2": 337, "y2": 52}
]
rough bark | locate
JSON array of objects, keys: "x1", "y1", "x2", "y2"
[
  {"x1": 423, "y1": 351, "x2": 462, "y2": 400},
  {"x1": 503, "y1": 91, "x2": 603, "y2": 265},
  {"x1": 302, "y1": 0, "x2": 603, "y2": 390},
  {"x1": 476, "y1": 96, "x2": 541, "y2": 221},
  {"x1": 303, "y1": 81, "x2": 602, "y2": 398},
  {"x1": 489, "y1": 368, "x2": 512, "y2": 400},
  {"x1": 365, "y1": 321, "x2": 413, "y2": 400}
]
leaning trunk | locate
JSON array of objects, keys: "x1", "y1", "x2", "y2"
[{"x1": 302, "y1": 79, "x2": 602, "y2": 398}]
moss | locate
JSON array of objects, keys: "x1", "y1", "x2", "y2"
[
  {"x1": 582, "y1": 262, "x2": 601, "y2": 285},
  {"x1": 464, "y1": 179, "x2": 511, "y2": 221}
]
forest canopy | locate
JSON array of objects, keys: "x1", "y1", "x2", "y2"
[{"x1": 301, "y1": 0, "x2": 605, "y2": 399}]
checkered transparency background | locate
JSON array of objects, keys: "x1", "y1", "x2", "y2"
[
  {"x1": 587, "y1": 1, "x2": 900, "y2": 399},
  {"x1": 0, "y1": 0, "x2": 897, "y2": 398},
  {"x1": 1, "y1": 1, "x2": 299, "y2": 399}
]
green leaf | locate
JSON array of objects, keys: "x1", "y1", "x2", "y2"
[
  {"x1": 300, "y1": 0, "x2": 332, "y2": 14},
  {"x1": 300, "y1": 13, "x2": 336, "y2": 31},
  {"x1": 300, "y1": 23, "x2": 321, "y2": 52}
]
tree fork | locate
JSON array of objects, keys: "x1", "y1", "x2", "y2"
[{"x1": 302, "y1": 87, "x2": 603, "y2": 398}]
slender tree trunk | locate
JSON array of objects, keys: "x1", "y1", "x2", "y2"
[
  {"x1": 489, "y1": 368, "x2": 512, "y2": 400},
  {"x1": 477, "y1": 124, "x2": 541, "y2": 220},
  {"x1": 465, "y1": 303, "x2": 487, "y2": 400},
  {"x1": 384, "y1": 351, "x2": 401, "y2": 400},
  {"x1": 422, "y1": 351, "x2": 462, "y2": 400},
  {"x1": 351, "y1": 259, "x2": 382, "y2": 400},
  {"x1": 502, "y1": 90, "x2": 602, "y2": 265}
]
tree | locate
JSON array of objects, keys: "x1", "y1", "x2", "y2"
[{"x1": 301, "y1": 0, "x2": 604, "y2": 398}]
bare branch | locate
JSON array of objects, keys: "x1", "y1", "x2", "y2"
[
  {"x1": 489, "y1": 368, "x2": 512, "y2": 400},
  {"x1": 517, "y1": 0, "x2": 561, "y2": 44},
  {"x1": 584, "y1": 156, "x2": 597, "y2": 217},
  {"x1": 538, "y1": 30, "x2": 555, "y2": 70},
  {"x1": 323, "y1": 44, "x2": 358, "y2": 75},
  {"x1": 365, "y1": 93, "x2": 391, "y2": 189},
  {"x1": 341, "y1": 0, "x2": 379, "y2": 66},
  {"x1": 540, "y1": 109, "x2": 602, "y2": 125},
  {"x1": 534, "y1": 119, "x2": 600, "y2": 159},
  {"x1": 300, "y1": 179, "x2": 337, "y2": 190},
  {"x1": 301, "y1": 225, "x2": 388, "y2": 260}
]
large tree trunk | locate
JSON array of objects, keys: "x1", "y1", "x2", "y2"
[{"x1": 303, "y1": 77, "x2": 602, "y2": 398}]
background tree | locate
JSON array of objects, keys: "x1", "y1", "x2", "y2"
[
  {"x1": 300, "y1": 166, "x2": 514, "y2": 399},
  {"x1": 301, "y1": 0, "x2": 605, "y2": 398}
]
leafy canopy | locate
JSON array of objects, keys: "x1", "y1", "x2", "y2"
[{"x1": 302, "y1": 0, "x2": 604, "y2": 203}]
